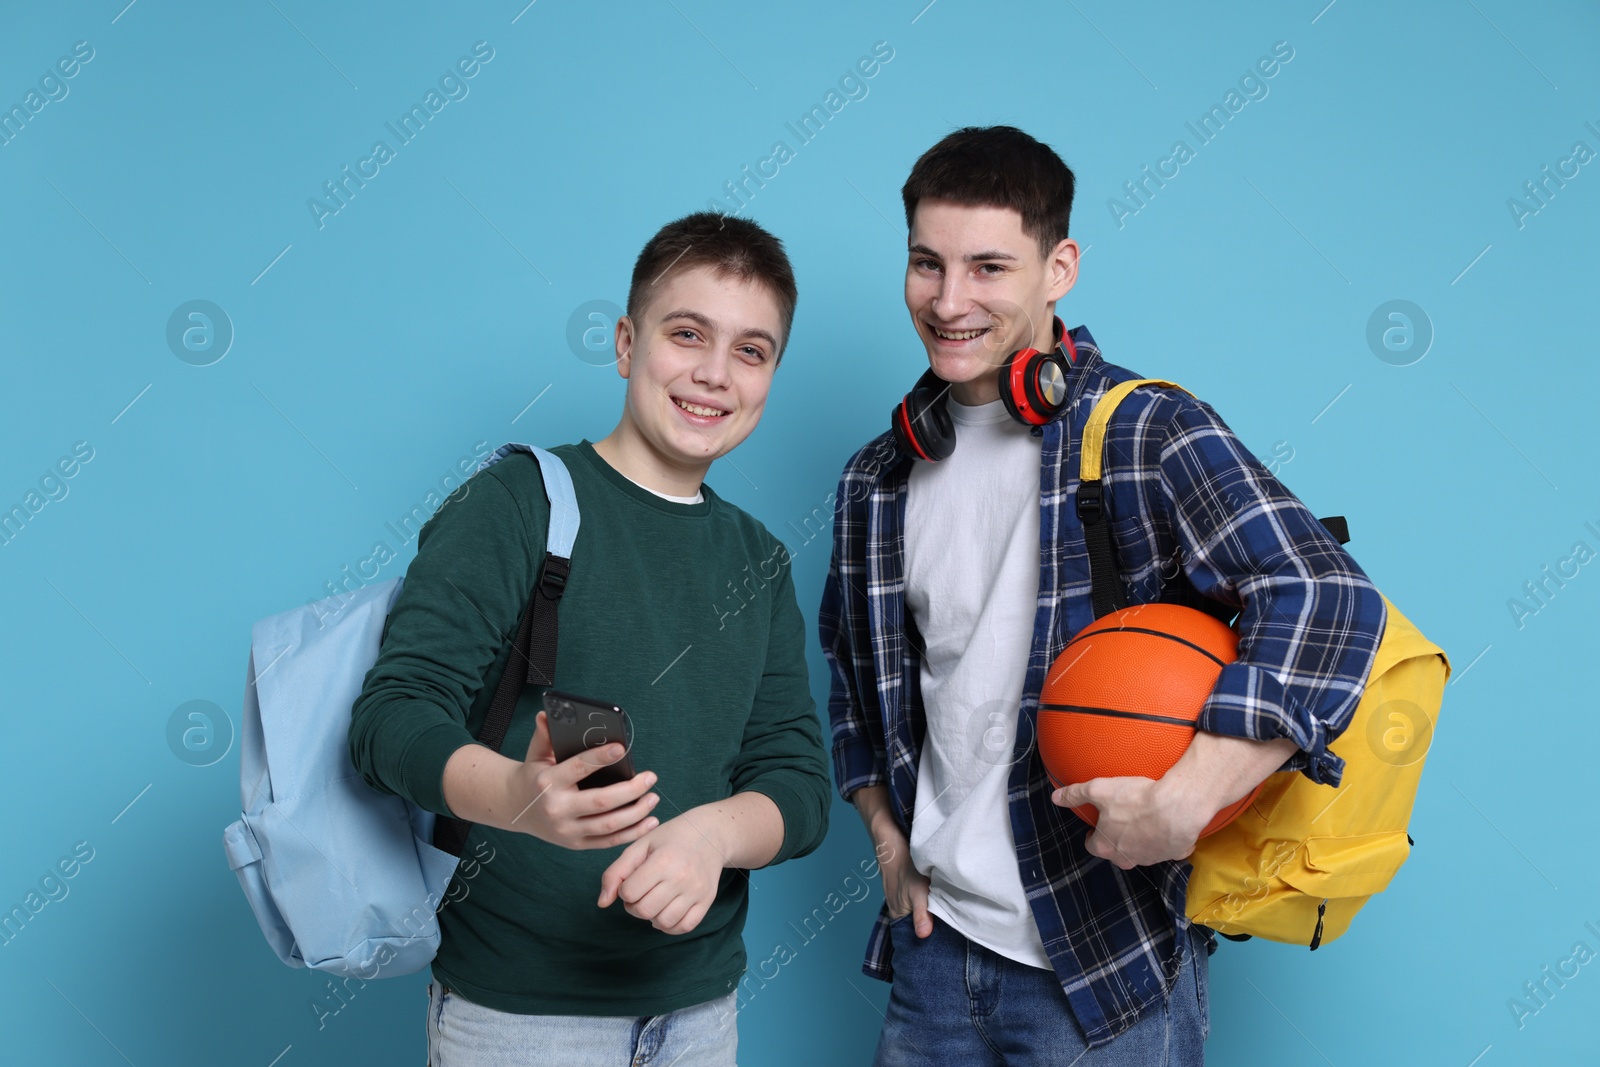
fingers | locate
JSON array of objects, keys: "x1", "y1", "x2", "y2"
[
  {"x1": 625, "y1": 880, "x2": 676, "y2": 925},
  {"x1": 598, "y1": 839, "x2": 649, "y2": 908},
  {"x1": 525, "y1": 711, "x2": 555, "y2": 765},
  {"x1": 576, "y1": 790, "x2": 661, "y2": 847},
  {"x1": 1052, "y1": 781, "x2": 1085, "y2": 808},
  {"x1": 624, "y1": 881, "x2": 708, "y2": 935},
  {"x1": 555, "y1": 742, "x2": 636, "y2": 788},
  {"x1": 655, "y1": 900, "x2": 709, "y2": 936},
  {"x1": 575, "y1": 769, "x2": 658, "y2": 815},
  {"x1": 601, "y1": 843, "x2": 669, "y2": 913},
  {"x1": 600, "y1": 833, "x2": 702, "y2": 924},
  {"x1": 1053, "y1": 782, "x2": 1101, "y2": 831},
  {"x1": 581, "y1": 811, "x2": 660, "y2": 853},
  {"x1": 515, "y1": 739, "x2": 659, "y2": 849},
  {"x1": 652, "y1": 893, "x2": 695, "y2": 932},
  {"x1": 910, "y1": 878, "x2": 934, "y2": 939},
  {"x1": 1084, "y1": 825, "x2": 1137, "y2": 870},
  {"x1": 648, "y1": 892, "x2": 710, "y2": 934}
]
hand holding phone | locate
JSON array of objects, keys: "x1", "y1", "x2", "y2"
[
  {"x1": 499, "y1": 693, "x2": 657, "y2": 851},
  {"x1": 541, "y1": 690, "x2": 638, "y2": 789}
]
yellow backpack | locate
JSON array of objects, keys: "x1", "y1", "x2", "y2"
[{"x1": 1076, "y1": 378, "x2": 1450, "y2": 949}]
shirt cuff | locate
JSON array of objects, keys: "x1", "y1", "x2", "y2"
[
  {"x1": 832, "y1": 733, "x2": 887, "y2": 803},
  {"x1": 739, "y1": 770, "x2": 828, "y2": 867},
  {"x1": 1194, "y1": 661, "x2": 1346, "y2": 786},
  {"x1": 398, "y1": 719, "x2": 480, "y2": 817}
]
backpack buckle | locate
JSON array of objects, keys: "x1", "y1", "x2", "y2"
[
  {"x1": 1077, "y1": 481, "x2": 1104, "y2": 525},
  {"x1": 538, "y1": 556, "x2": 571, "y2": 597}
]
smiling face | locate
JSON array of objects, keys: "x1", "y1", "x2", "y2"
[
  {"x1": 904, "y1": 197, "x2": 1078, "y2": 406},
  {"x1": 598, "y1": 264, "x2": 784, "y2": 496}
]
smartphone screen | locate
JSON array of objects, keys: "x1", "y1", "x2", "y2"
[{"x1": 541, "y1": 690, "x2": 638, "y2": 789}]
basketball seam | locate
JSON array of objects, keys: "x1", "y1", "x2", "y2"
[
  {"x1": 1038, "y1": 703, "x2": 1198, "y2": 729},
  {"x1": 1061, "y1": 624, "x2": 1228, "y2": 668}
]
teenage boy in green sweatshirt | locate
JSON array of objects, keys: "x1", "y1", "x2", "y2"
[{"x1": 349, "y1": 212, "x2": 831, "y2": 1067}]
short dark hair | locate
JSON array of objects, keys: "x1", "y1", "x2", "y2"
[
  {"x1": 900, "y1": 126, "x2": 1076, "y2": 259},
  {"x1": 627, "y1": 212, "x2": 798, "y2": 361}
]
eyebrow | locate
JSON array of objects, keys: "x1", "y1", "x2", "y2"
[
  {"x1": 907, "y1": 243, "x2": 1018, "y2": 263},
  {"x1": 660, "y1": 309, "x2": 780, "y2": 353}
]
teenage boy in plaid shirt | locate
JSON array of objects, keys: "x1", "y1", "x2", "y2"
[{"x1": 819, "y1": 126, "x2": 1384, "y2": 1064}]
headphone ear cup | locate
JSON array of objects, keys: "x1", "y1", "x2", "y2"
[
  {"x1": 998, "y1": 348, "x2": 1029, "y2": 425},
  {"x1": 1030, "y1": 351, "x2": 1070, "y2": 419},
  {"x1": 892, "y1": 370, "x2": 956, "y2": 461},
  {"x1": 1000, "y1": 348, "x2": 1070, "y2": 426}
]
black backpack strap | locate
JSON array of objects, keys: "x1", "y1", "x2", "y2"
[
  {"x1": 1076, "y1": 480, "x2": 1129, "y2": 620},
  {"x1": 433, "y1": 550, "x2": 571, "y2": 858},
  {"x1": 523, "y1": 555, "x2": 569, "y2": 690}
]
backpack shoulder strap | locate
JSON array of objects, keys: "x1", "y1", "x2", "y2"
[
  {"x1": 434, "y1": 444, "x2": 579, "y2": 857},
  {"x1": 1078, "y1": 378, "x2": 1193, "y2": 484},
  {"x1": 475, "y1": 443, "x2": 581, "y2": 558},
  {"x1": 480, "y1": 443, "x2": 580, "y2": 711},
  {"x1": 1076, "y1": 379, "x2": 1192, "y2": 619}
]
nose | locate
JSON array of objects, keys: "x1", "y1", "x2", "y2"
[
  {"x1": 932, "y1": 271, "x2": 969, "y2": 322},
  {"x1": 692, "y1": 344, "x2": 734, "y2": 391}
]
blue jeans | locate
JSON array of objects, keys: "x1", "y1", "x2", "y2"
[
  {"x1": 425, "y1": 980, "x2": 738, "y2": 1066},
  {"x1": 871, "y1": 915, "x2": 1209, "y2": 1066}
]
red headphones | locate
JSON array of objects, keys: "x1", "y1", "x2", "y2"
[{"x1": 891, "y1": 318, "x2": 1077, "y2": 462}]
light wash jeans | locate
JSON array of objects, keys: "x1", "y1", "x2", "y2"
[
  {"x1": 425, "y1": 980, "x2": 738, "y2": 1067},
  {"x1": 871, "y1": 915, "x2": 1209, "y2": 1066}
]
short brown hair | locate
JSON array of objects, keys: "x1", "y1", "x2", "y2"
[
  {"x1": 901, "y1": 126, "x2": 1076, "y2": 259},
  {"x1": 627, "y1": 212, "x2": 798, "y2": 361}
]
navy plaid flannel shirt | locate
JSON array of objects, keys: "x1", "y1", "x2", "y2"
[{"x1": 817, "y1": 322, "x2": 1387, "y2": 1047}]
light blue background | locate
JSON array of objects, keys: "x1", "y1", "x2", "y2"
[{"x1": 2, "y1": 1, "x2": 1597, "y2": 1063}]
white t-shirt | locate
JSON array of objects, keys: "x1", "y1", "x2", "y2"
[
  {"x1": 621, "y1": 472, "x2": 704, "y2": 505},
  {"x1": 904, "y1": 396, "x2": 1053, "y2": 969}
]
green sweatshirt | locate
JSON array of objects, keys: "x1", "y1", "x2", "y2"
[{"x1": 348, "y1": 440, "x2": 830, "y2": 1016}]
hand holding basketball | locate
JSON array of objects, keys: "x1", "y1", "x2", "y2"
[
  {"x1": 1039, "y1": 603, "x2": 1267, "y2": 864},
  {"x1": 1052, "y1": 776, "x2": 1212, "y2": 869}
]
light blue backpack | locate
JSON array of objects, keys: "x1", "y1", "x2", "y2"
[{"x1": 222, "y1": 444, "x2": 579, "y2": 978}]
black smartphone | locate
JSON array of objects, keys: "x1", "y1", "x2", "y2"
[{"x1": 541, "y1": 690, "x2": 637, "y2": 789}]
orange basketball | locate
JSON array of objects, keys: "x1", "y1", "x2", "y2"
[{"x1": 1038, "y1": 603, "x2": 1262, "y2": 839}]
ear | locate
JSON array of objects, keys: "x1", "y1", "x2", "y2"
[
  {"x1": 1045, "y1": 238, "x2": 1080, "y2": 304},
  {"x1": 614, "y1": 315, "x2": 635, "y2": 379}
]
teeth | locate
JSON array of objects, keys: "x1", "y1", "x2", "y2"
[
  {"x1": 933, "y1": 326, "x2": 989, "y2": 340},
  {"x1": 675, "y1": 398, "x2": 726, "y2": 417}
]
